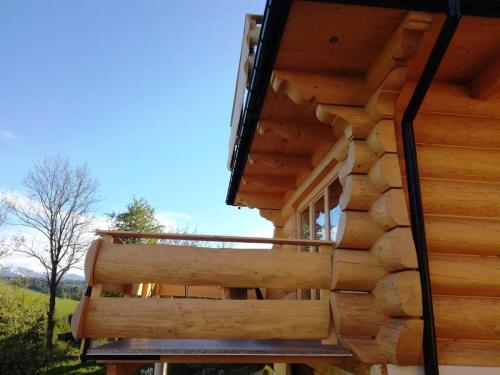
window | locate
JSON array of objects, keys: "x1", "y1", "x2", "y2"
[
  {"x1": 328, "y1": 181, "x2": 342, "y2": 242},
  {"x1": 295, "y1": 178, "x2": 342, "y2": 300},
  {"x1": 313, "y1": 196, "x2": 326, "y2": 240}
]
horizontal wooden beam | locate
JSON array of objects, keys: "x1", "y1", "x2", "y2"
[
  {"x1": 235, "y1": 191, "x2": 284, "y2": 209},
  {"x1": 94, "y1": 230, "x2": 334, "y2": 247},
  {"x1": 158, "y1": 285, "x2": 223, "y2": 299},
  {"x1": 75, "y1": 298, "x2": 330, "y2": 340},
  {"x1": 425, "y1": 215, "x2": 500, "y2": 257},
  {"x1": 248, "y1": 152, "x2": 312, "y2": 172},
  {"x1": 398, "y1": 82, "x2": 500, "y2": 119},
  {"x1": 242, "y1": 174, "x2": 297, "y2": 191},
  {"x1": 407, "y1": 178, "x2": 500, "y2": 219},
  {"x1": 257, "y1": 119, "x2": 335, "y2": 144},
  {"x1": 271, "y1": 70, "x2": 369, "y2": 106},
  {"x1": 334, "y1": 290, "x2": 500, "y2": 340},
  {"x1": 378, "y1": 319, "x2": 500, "y2": 366},
  {"x1": 399, "y1": 143, "x2": 500, "y2": 182},
  {"x1": 87, "y1": 241, "x2": 332, "y2": 289},
  {"x1": 396, "y1": 112, "x2": 500, "y2": 149},
  {"x1": 333, "y1": 248, "x2": 500, "y2": 296}
]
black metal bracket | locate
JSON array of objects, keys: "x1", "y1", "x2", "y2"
[
  {"x1": 401, "y1": 1, "x2": 461, "y2": 374},
  {"x1": 80, "y1": 337, "x2": 92, "y2": 363}
]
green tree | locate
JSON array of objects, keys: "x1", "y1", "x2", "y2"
[
  {"x1": 107, "y1": 197, "x2": 164, "y2": 243},
  {"x1": 0, "y1": 286, "x2": 47, "y2": 374}
]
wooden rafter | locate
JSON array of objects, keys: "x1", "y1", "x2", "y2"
[
  {"x1": 365, "y1": 11, "x2": 432, "y2": 91},
  {"x1": 271, "y1": 70, "x2": 369, "y2": 106},
  {"x1": 235, "y1": 192, "x2": 284, "y2": 209},
  {"x1": 248, "y1": 152, "x2": 311, "y2": 171},
  {"x1": 257, "y1": 119, "x2": 335, "y2": 143},
  {"x1": 316, "y1": 104, "x2": 375, "y2": 139},
  {"x1": 242, "y1": 174, "x2": 297, "y2": 191}
]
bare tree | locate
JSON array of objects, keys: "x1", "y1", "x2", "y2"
[
  {"x1": 0, "y1": 203, "x2": 9, "y2": 260},
  {"x1": 3, "y1": 157, "x2": 99, "y2": 351}
]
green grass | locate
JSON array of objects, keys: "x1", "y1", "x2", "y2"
[
  {"x1": 0, "y1": 283, "x2": 79, "y2": 318},
  {"x1": 1, "y1": 282, "x2": 105, "y2": 374},
  {"x1": 41, "y1": 355, "x2": 106, "y2": 375}
]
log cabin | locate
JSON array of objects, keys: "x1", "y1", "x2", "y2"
[{"x1": 71, "y1": 1, "x2": 500, "y2": 374}]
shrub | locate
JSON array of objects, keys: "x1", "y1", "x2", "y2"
[{"x1": 0, "y1": 287, "x2": 47, "y2": 374}]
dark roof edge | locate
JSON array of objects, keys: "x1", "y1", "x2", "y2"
[
  {"x1": 311, "y1": 0, "x2": 500, "y2": 17},
  {"x1": 225, "y1": 0, "x2": 500, "y2": 206},
  {"x1": 225, "y1": 0, "x2": 293, "y2": 206}
]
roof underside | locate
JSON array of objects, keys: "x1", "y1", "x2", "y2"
[{"x1": 227, "y1": 0, "x2": 500, "y2": 209}]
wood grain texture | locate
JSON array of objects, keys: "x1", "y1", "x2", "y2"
[
  {"x1": 370, "y1": 188, "x2": 409, "y2": 229},
  {"x1": 92, "y1": 242, "x2": 332, "y2": 289},
  {"x1": 368, "y1": 153, "x2": 403, "y2": 192},
  {"x1": 331, "y1": 249, "x2": 386, "y2": 291},
  {"x1": 331, "y1": 292, "x2": 386, "y2": 337},
  {"x1": 336, "y1": 211, "x2": 384, "y2": 250},
  {"x1": 82, "y1": 298, "x2": 330, "y2": 340},
  {"x1": 339, "y1": 174, "x2": 379, "y2": 211},
  {"x1": 424, "y1": 215, "x2": 500, "y2": 256}
]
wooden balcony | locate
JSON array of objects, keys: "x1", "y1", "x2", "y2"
[{"x1": 72, "y1": 231, "x2": 336, "y2": 343}]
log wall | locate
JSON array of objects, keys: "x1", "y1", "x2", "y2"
[{"x1": 307, "y1": 11, "x2": 500, "y2": 367}]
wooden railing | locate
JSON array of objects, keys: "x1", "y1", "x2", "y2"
[
  {"x1": 72, "y1": 231, "x2": 334, "y2": 341},
  {"x1": 95, "y1": 230, "x2": 335, "y2": 247}
]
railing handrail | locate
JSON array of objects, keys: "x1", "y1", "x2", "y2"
[{"x1": 95, "y1": 230, "x2": 335, "y2": 247}]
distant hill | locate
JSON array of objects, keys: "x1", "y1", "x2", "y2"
[
  {"x1": 1, "y1": 265, "x2": 86, "y2": 301},
  {"x1": 0, "y1": 265, "x2": 85, "y2": 282}
]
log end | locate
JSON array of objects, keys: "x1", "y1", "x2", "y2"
[
  {"x1": 377, "y1": 318, "x2": 423, "y2": 365},
  {"x1": 84, "y1": 239, "x2": 102, "y2": 286},
  {"x1": 71, "y1": 297, "x2": 87, "y2": 339}
]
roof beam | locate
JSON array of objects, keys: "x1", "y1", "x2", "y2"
[
  {"x1": 248, "y1": 152, "x2": 312, "y2": 171},
  {"x1": 242, "y1": 175, "x2": 297, "y2": 192},
  {"x1": 271, "y1": 70, "x2": 369, "y2": 106},
  {"x1": 365, "y1": 11, "x2": 432, "y2": 91},
  {"x1": 235, "y1": 192, "x2": 284, "y2": 209},
  {"x1": 470, "y1": 57, "x2": 500, "y2": 100},
  {"x1": 316, "y1": 105, "x2": 375, "y2": 139},
  {"x1": 257, "y1": 119, "x2": 335, "y2": 143}
]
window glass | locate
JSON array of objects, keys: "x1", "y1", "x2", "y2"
[
  {"x1": 313, "y1": 196, "x2": 326, "y2": 240},
  {"x1": 298, "y1": 207, "x2": 311, "y2": 300},
  {"x1": 299, "y1": 207, "x2": 310, "y2": 239},
  {"x1": 328, "y1": 181, "x2": 342, "y2": 241}
]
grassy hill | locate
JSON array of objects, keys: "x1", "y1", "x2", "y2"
[
  {"x1": 0, "y1": 282, "x2": 79, "y2": 319},
  {"x1": 0, "y1": 281, "x2": 105, "y2": 374}
]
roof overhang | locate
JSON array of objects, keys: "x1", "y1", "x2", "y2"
[{"x1": 225, "y1": 0, "x2": 500, "y2": 207}]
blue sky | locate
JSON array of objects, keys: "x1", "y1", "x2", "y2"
[{"x1": 0, "y1": 0, "x2": 274, "y2": 257}]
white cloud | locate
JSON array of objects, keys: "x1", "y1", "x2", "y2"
[
  {"x1": 0, "y1": 129, "x2": 17, "y2": 140},
  {"x1": 232, "y1": 226, "x2": 274, "y2": 249},
  {"x1": 155, "y1": 211, "x2": 192, "y2": 228}
]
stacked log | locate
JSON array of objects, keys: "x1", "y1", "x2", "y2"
[{"x1": 321, "y1": 10, "x2": 500, "y2": 367}]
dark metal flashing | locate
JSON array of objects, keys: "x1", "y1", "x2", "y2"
[
  {"x1": 84, "y1": 339, "x2": 351, "y2": 362},
  {"x1": 225, "y1": 0, "x2": 500, "y2": 205},
  {"x1": 85, "y1": 354, "x2": 161, "y2": 361},
  {"x1": 309, "y1": 0, "x2": 500, "y2": 17},
  {"x1": 400, "y1": 1, "x2": 461, "y2": 374},
  {"x1": 226, "y1": 0, "x2": 292, "y2": 205}
]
